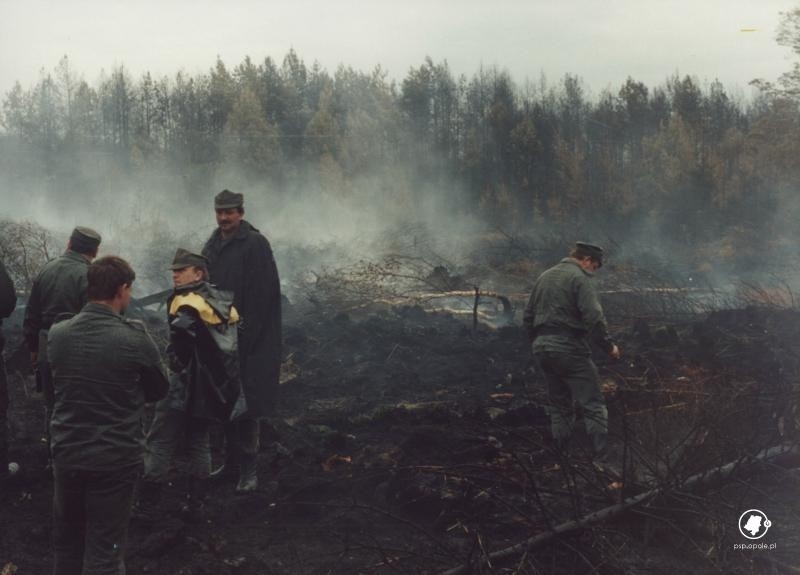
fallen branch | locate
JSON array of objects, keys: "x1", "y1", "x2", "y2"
[
  {"x1": 415, "y1": 290, "x2": 513, "y2": 320},
  {"x1": 625, "y1": 402, "x2": 688, "y2": 416},
  {"x1": 440, "y1": 443, "x2": 800, "y2": 575}
]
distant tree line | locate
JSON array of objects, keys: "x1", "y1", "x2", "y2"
[{"x1": 1, "y1": 49, "x2": 799, "y2": 259}]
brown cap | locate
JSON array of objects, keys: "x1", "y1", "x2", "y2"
[
  {"x1": 169, "y1": 248, "x2": 209, "y2": 271},
  {"x1": 70, "y1": 226, "x2": 102, "y2": 253},
  {"x1": 214, "y1": 189, "x2": 244, "y2": 209}
]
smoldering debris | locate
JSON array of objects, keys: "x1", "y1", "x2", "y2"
[
  {"x1": 2, "y1": 215, "x2": 800, "y2": 573},
  {"x1": 3, "y1": 278, "x2": 800, "y2": 573}
]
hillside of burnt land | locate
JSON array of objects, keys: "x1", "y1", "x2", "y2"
[{"x1": 1, "y1": 300, "x2": 799, "y2": 574}]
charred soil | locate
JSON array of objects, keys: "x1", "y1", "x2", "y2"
[{"x1": 1, "y1": 303, "x2": 799, "y2": 574}]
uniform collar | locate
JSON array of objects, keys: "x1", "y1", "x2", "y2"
[
  {"x1": 82, "y1": 302, "x2": 122, "y2": 317},
  {"x1": 64, "y1": 250, "x2": 91, "y2": 264},
  {"x1": 215, "y1": 220, "x2": 258, "y2": 243},
  {"x1": 561, "y1": 257, "x2": 594, "y2": 277}
]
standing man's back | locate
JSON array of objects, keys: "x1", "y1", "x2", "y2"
[
  {"x1": 0, "y1": 258, "x2": 17, "y2": 487},
  {"x1": 48, "y1": 256, "x2": 168, "y2": 575},
  {"x1": 202, "y1": 189, "x2": 281, "y2": 492},
  {"x1": 23, "y1": 226, "x2": 101, "y2": 453},
  {"x1": 523, "y1": 242, "x2": 620, "y2": 461}
]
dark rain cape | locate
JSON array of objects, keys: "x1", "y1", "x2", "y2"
[
  {"x1": 202, "y1": 220, "x2": 282, "y2": 418},
  {"x1": 165, "y1": 281, "x2": 247, "y2": 422}
]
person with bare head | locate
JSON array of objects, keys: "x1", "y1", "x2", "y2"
[
  {"x1": 202, "y1": 190, "x2": 282, "y2": 493},
  {"x1": 23, "y1": 226, "x2": 102, "y2": 461},
  {"x1": 136, "y1": 248, "x2": 245, "y2": 519},
  {"x1": 523, "y1": 242, "x2": 621, "y2": 464},
  {"x1": 47, "y1": 255, "x2": 168, "y2": 575}
]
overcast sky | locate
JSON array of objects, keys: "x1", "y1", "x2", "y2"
[{"x1": 0, "y1": 0, "x2": 797, "y2": 99}]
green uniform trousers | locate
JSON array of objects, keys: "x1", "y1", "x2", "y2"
[
  {"x1": 53, "y1": 464, "x2": 139, "y2": 575},
  {"x1": 534, "y1": 350, "x2": 607, "y2": 440},
  {"x1": 0, "y1": 335, "x2": 8, "y2": 476}
]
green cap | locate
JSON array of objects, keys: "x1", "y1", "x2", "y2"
[
  {"x1": 169, "y1": 248, "x2": 209, "y2": 271},
  {"x1": 214, "y1": 189, "x2": 244, "y2": 209},
  {"x1": 575, "y1": 242, "x2": 605, "y2": 266},
  {"x1": 70, "y1": 226, "x2": 102, "y2": 253}
]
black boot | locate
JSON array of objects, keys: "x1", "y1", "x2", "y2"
[
  {"x1": 132, "y1": 480, "x2": 163, "y2": 522},
  {"x1": 236, "y1": 453, "x2": 258, "y2": 493},
  {"x1": 181, "y1": 476, "x2": 208, "y2": 522},
  {"x1": 590, "y1": 433, "x2": 620, "y2": 476},
  {"x1": 553, "y1": 436, "x2": 570, "y2": 457},
  {"x1": 591, "y1": 433, "x2": 608, "y2": 461},
  {"x1": 209, "y1": 450, "x2": 238, "y2": 482}
]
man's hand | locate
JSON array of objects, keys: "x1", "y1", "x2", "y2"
[{"x1": 610, "y1": 344, "x2": 621, "y2": 360}]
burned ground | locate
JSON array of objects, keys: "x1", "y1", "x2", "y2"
[{"x1": 1, "y1": 295, "x2": 799, "y2": 574}]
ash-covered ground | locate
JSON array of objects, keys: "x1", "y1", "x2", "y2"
[{"x1": 1, "y1": 293, "x2": 799, "y2": 574}]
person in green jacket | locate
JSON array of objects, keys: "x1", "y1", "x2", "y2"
[
  {"x1": 23, "y1": 226, "x2": 101, "y2": 454},
  {"x1": 523, "y1": 242, "x2": 621, "y2": 460},
  {"x1": 48, "y1": 256, "x2": 168, "y2": 575},
  {"x1": 0, "y1": 258, "x2": 17, "y2": 487}
]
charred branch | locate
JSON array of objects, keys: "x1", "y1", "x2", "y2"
[{"x1": 441, "y1": 444, "x2": 800, "y2": 575}]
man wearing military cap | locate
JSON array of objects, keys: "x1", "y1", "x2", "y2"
[
  {"x1": 136, "y1": 248, "x2": 245, "y2": 518},
  {"x1": 203, "y1": 190, "x2": 282, "y2": 492},
  {"x1": 214, "y1": 189, "x2": 243, "y2": 208},
  {"x1": 523, "y1": 242, "x2": 620, "y2": 463},
  {"x1": 24, "y1": 226, "x2": 102, "y2": 460},
  {"x1": 170, "y1": 248, "x2": 210, "y2": 271}
]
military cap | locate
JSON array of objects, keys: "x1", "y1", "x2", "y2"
[
  {"x1": 169, "y1": 248, "x2": 209, "y2": 271},
  {"x1": 69, "y1": 226, "x2": 102, "y2": 253},
  {"x1": 214, "y1": 189, "x2": 244, "y2": 209},
  {"x1": 575, "y1": 241, "x2": 605, "y2": 266}
]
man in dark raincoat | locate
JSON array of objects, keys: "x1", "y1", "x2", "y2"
[
  {"x1": 137, "y1": 248, "x2": 246, "y2": 516},
  {"x1": 202, "y1": 190, "x2": 282, "y2": 492}
]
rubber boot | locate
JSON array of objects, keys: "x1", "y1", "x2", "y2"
[
  {"x1": 211, "y1": 423, "x2": 240, "y2": 482},
  {"x1": 236, "y1": 453, "x2": 258, "y2": 493},
  {"x1": 209, "y1": 450, "x2": 238, "y2": 483},
  {"x1": 132, "y1": 480, "x2": 163, "y2": 522},
  {"x1": 590, "y1": 433, "x2": 619, "y2": 477},
  {"x1": 181, "y1": 476, "x2": 208, "y2": 522},
  {"x1": 553, "y1": 436, "x2": 570, "y2": 457},
  {"x1": 591, "y1": 433, "x2": 608, "y2": 461}
]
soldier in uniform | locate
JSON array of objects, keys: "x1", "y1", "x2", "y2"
[
  {"x1": 0, "y1": 258, "x2": 17, "y2": 487},
  {"x1": 137, "y1": 248, "x2": 245, "y2": 517},
  {"x1": 523, "y1": 242, "x2": 620, "y2": 461},
  {"x1": 202, "y1": 190, "x2": 282, "y2": 492},
  {"x1": 23, "y1": 226, "x2": 101, "y2": 452},
  {"x1": 47, "y1": 256, "x2": 168, "y2": 575}
]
